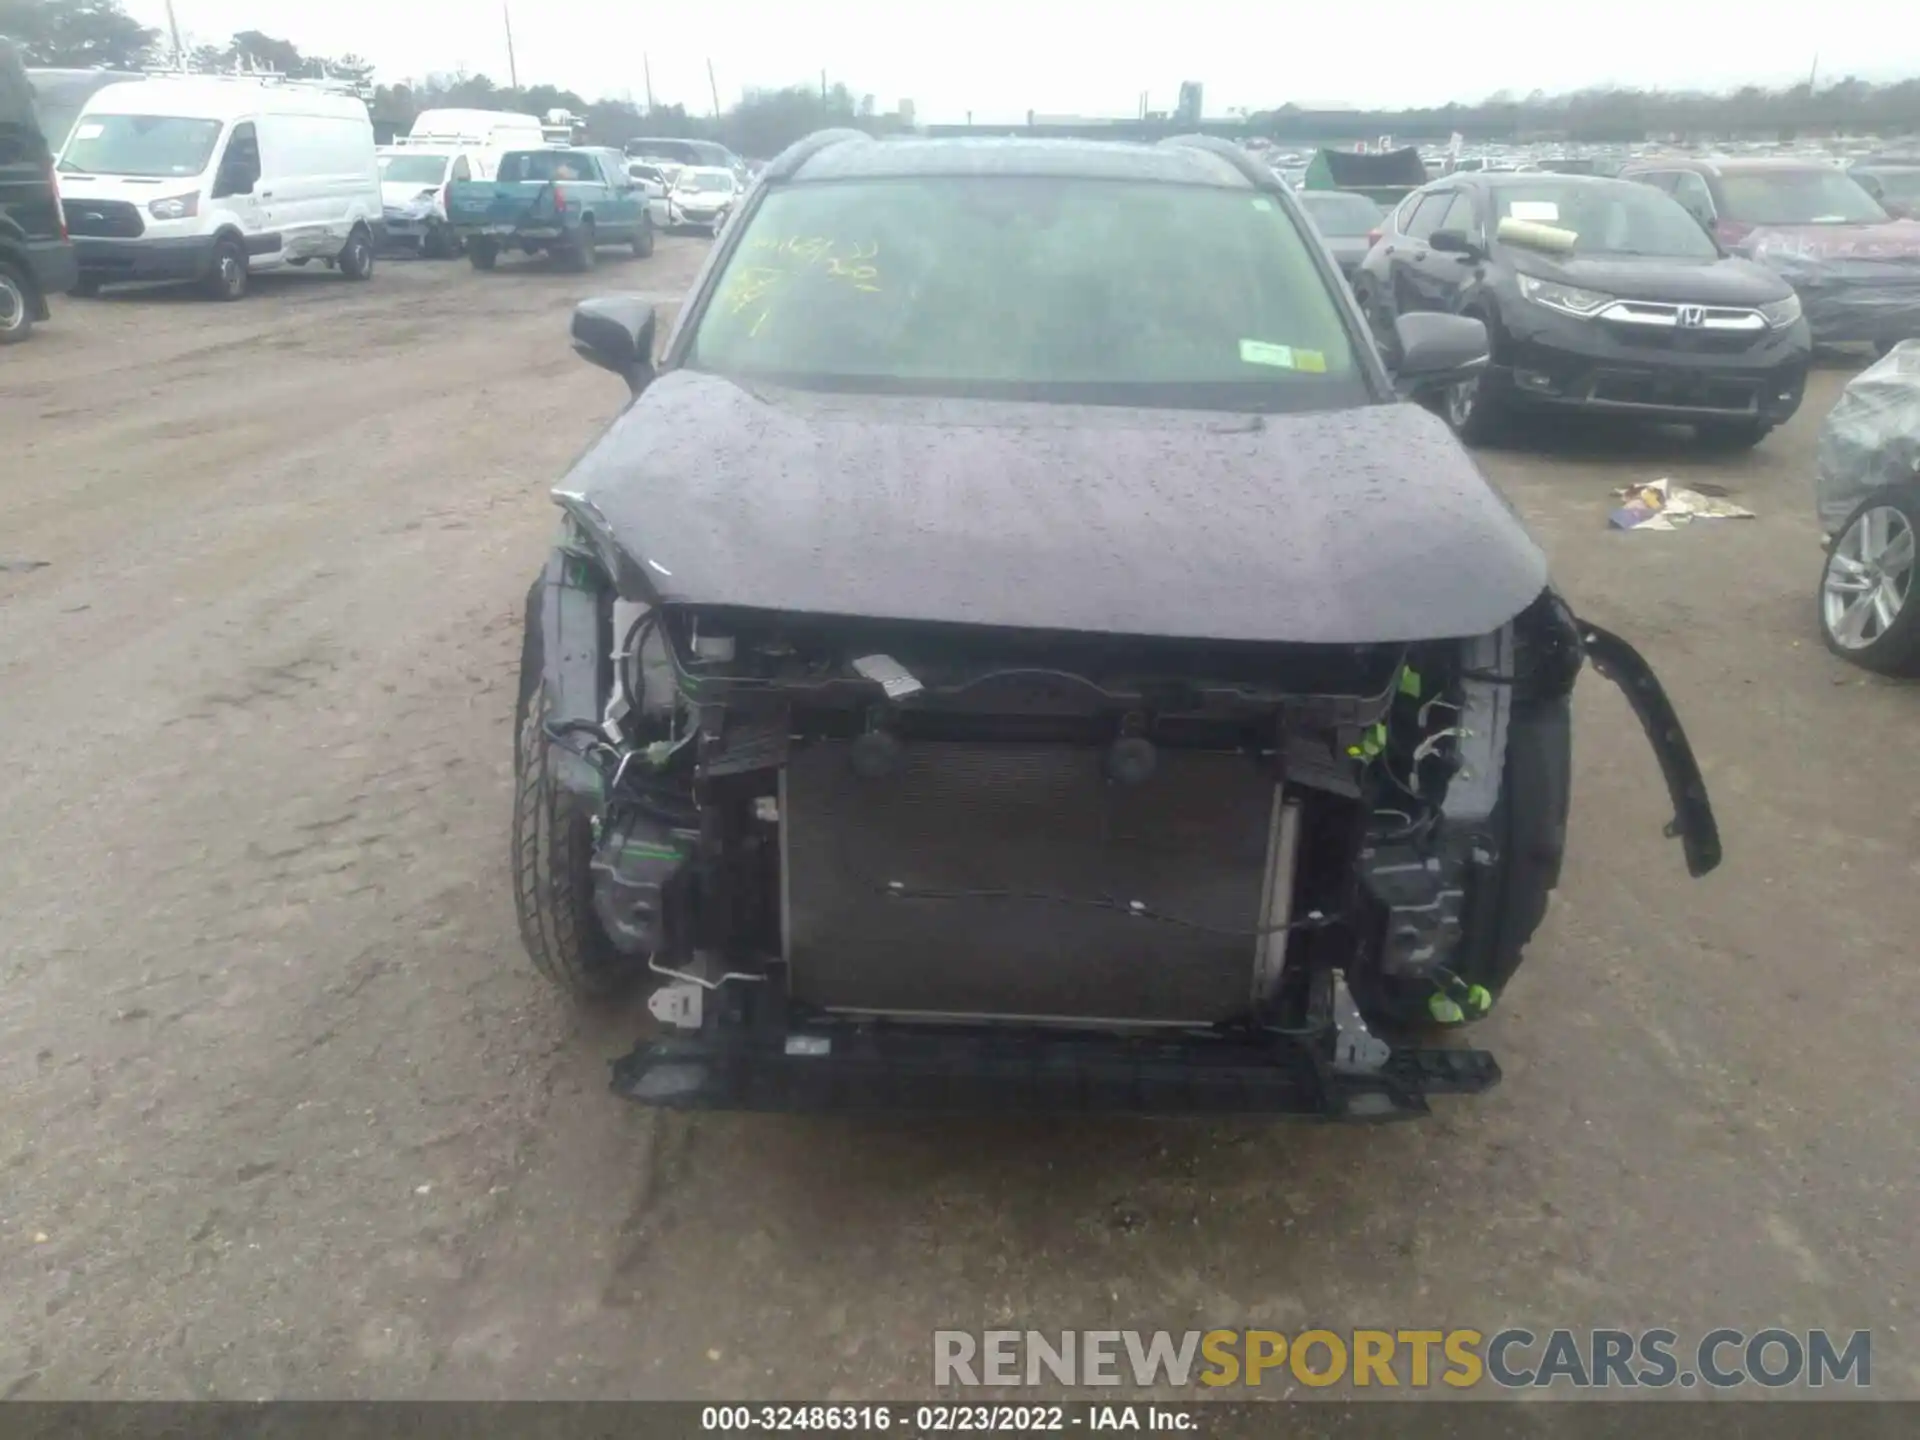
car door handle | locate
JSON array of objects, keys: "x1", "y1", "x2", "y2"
[
  {"x1": 1414, "y1": 248, "x2": 1429, "y2": 260},
  {"x1": 259, "y1": 190, "x2": 273, "y2": 199},
  {"x1": 1383, "y1": 244, "x2": 1396, "y2": 255}
]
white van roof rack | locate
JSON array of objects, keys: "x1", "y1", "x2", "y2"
[{"x1": 137, "y1": 60, "x2": 372, "y2": 101}]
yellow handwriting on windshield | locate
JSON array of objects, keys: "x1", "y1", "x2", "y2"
[
  {"x1": 720, "y1": 238, "x2": 882, "y2": 339},
  {"x1": 741, "y1": 235, "x2": 882, "y2": 291}
]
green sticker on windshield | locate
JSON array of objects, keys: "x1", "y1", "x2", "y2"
[
  {"x1": 1239, "y1": 340, "x2": 1295, "y2": 368},
  {"x1": 1251, "y1": 197, "x2": 1275, "y2": 211}
]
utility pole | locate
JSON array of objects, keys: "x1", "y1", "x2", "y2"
[
  {"x1": 708, "y1": 59, "x2": 722, "y2": 119},
  {"x1": 820, "y1": 70, "x2": 828, "y2": 104},
  {"x1": 642, "y1": 54, "x2": 655, "y2": 114},
  {"x1": 1808, "y1": 53, "x2": 1820, "y2": 90},
  {"x1": 161, "y1": 0, "x2": 185, "y2": 67},
  {"x1": 503, "y1": 4, "x2": 520, "y2": 91}
]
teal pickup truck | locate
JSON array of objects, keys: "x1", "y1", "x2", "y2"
[{"x1": 447, "y1": 147, "x2": 655, "y2": 272}]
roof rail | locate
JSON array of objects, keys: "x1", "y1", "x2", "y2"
[
  {"x1": 1159, "y1": 133, "x2": 1280, "y2": 190},
  {"x1": 137, "y1": 62, "x2": 372, "y2": 100},
  {"x1": 762, "y1": 127, "x2": 870, "y2": 182}
]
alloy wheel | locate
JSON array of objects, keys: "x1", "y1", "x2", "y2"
[{"x1": 1823, "y1": 504, "x2": 1916, "y2": 650}]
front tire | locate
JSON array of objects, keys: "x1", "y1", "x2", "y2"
[
  {"x1": 632, "y1": 223, "x2": 654, "y2": 259},
  {"x1": 469, "y1": 239, "x2": 498, "y2": 271},
  {"x1": 512, "y1": 625, "x2": 640, "y2": 1002},
  {"x1": 338, "y1": 226, "x2": 375, "y2": 281},
  {"x1": 1819, "y1": 483, "x2": 1920, "y2": 675},
  {"x1": 1441, "y1": 368, "x2": 1506, "y2": 445},
  {"x1": 201, "y1": 237, "x2": 248, "y2": 301}
]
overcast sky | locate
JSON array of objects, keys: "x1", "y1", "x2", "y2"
[{"x1": 123, "y1": 0, "x2": 1919, "y2": 123}]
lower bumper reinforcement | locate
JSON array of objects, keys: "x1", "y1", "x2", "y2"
[{"x1": 610, "y1": 1019, "x2": 1500, "y2": 1120}]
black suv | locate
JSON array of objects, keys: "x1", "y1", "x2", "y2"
[
  {"x1": 1353, "y1": 172, "x2": 1812, "y2": 447},
  {"x1": 0, "y1": 36, "x2": 78, "y2": 344},
  {"x1": 508, "y1": 131, "x2": 1719, "y2": 1121}
]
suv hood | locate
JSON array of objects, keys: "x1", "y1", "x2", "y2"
[
  {"x1": 1742, "y1": 217, "x2": 1920, "y2": 261},
  {"x1": 1506, "y1": 247, "x2": 1792, "y2": 304},
  {"x1": 559, "y1": 371, "x2": 1548, "y2": 646}
]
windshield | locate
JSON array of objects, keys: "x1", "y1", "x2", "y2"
[
  {"x1": 33, "y1": 100, "x2": 83, "y2": 151},
  {"x1": 21, "y1": 71, "x2": 132, "y2": 154},
  {"x1": 1718, "y1": 169, "x2": 1888, "y2": 225},
  {"x1": 59, "y1": 113, "x2": 222, "y2": 178},
  {"x1": 1298, "y1": 191, "x2": 1384, "y2": 236},
  {"x1": 380, "y1": 154, "x2": 449, "y2": 184},
  {"x1": 630, "y1": 140, "x2": 697, "y2": 164},
  {"x1": 499, "y1": 150, "x2": 594, "y2": 182},
  {"x1": 678, "y1": 171, "x2": 731, "y2": 193},
  {"x1": 687, "y1": 176, "x2": 1363, "y2": 410},
  {"x1": 1490, "y1": 180, "x2": 1719, "y2": 258},
  {"x1": 1858, "y1": 169, "x2": 1920, "y2": 206}
]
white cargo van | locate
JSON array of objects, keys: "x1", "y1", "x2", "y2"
[
  {"x1": 376, "y1": 145, "x2": 493, "y2": 256},
  {"x1": 402, "y1": 108, "x2": 544, "y2": 154},
  {"x1": 57, "y1": 75, "x2": 382, "y2": 299}
]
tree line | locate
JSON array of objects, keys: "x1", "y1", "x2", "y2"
[
  {"x1": 1253, "y1": 79, "x2": 1920, "y2": 144},
  {"x1": 2, "y1": 0, "x2": 903, "y2": 156},
  {"x1": 7, "y1": 0, "x2": 1919, "y2": 154}
]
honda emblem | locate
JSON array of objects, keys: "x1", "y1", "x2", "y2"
[{"x1": 1678, "y1": 305, "x2": 1707, "y2": 328}]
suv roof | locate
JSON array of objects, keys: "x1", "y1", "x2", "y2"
[
  {"x1": 784, "y1": 134, "x2": 1260, "y2": 189},
  {"x1": 1623, "y1": 155, "x2": 1844, "y2": 177}
]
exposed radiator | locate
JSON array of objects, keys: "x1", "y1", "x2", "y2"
[{"x1": 781, "y1": 740, "x2": 1279, "y2": 1024}]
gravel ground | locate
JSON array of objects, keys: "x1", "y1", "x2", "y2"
[{"x1": 1, "y1": 242, "x2": 1914, "y2": 1402}]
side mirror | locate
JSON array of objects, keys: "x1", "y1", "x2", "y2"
[
  {"x1": 1428, "y1": 228, "x2": 1483, "y2": 262},
  {"x1": 1390, "y1": 312, "x2": 1490, "y2": 396},
  {"x1": 571, "y1": 297, "x2": 658, "y2": 393}
]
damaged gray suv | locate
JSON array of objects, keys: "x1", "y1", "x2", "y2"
[{"x1": 512, "y1": 131, "x2": 1721, "y2": 1120}]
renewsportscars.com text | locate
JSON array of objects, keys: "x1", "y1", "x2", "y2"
[{"x1": 933, "y1": 1328, "x2": 1872, "y2": 1390}]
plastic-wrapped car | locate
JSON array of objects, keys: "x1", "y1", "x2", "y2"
[{"x1": 1816, "y1": 340, "x2": 1920, "y2": 672}]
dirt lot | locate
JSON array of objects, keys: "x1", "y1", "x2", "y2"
[{"x1": 1, "y1": 242, "x2": 1915, "y2": 1403}]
